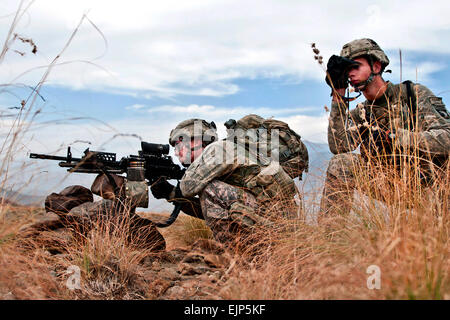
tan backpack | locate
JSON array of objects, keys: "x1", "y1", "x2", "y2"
[{"x1": 225, "y1": 114, "x2": 309, "y2": 179}]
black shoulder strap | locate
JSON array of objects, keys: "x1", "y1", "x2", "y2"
[{"x1": 403, "y1": 80, "x2": 417, "y2": 131}]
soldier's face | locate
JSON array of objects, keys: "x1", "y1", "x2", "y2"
[
  {"x1": 347, "y1": 57, "x2": 372, "y2": 86},
  {"x1": 174, "y1": 138, "x2": 204, "y2": 165}
]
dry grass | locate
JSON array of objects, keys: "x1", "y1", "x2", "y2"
[
  {"x1": 217, "y1": 179, "x2": 448, "y2": 300},
  {"x1": 61, "y1": 213, "x2": 155, "y2": 299},
  {"x1": 0, "y1": 205, "x2": 164, "y2": 299},
  {"x1": 170, "y1": 215, "x2": 213, "y2": 247},
  {"x1": 217, "y1": 124, "x2": 449, "y2": 300},
  {"x1": 0, "y1": 205, "x2": 70, "y2": 299}
]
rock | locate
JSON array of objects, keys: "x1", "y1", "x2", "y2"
[
  {"x1": 181, "y1": 251, "x2": 229, "y2": 269},
  {"x1": 179, "y1": 279, "x2": 218, "y2": 299},
  {"x1": 152, "y1": 261, "x2": 161, "y2": 271},
  {"x1": 158, "y1": 268, "x2": 180, "y2": 281},
  {"x1": 208, "y1": 271, "x2": 222, "y2": 283},
  {"x1": 182, "y1": 253, "x2": 206, "y2": 264},
  {"x1": 165, "y1": 285, "x2": 186, "y2": 299},
  {"x1": 67, "y1": 199, "x2": 114, "y2": 221},
  {"x1": 160, "y1": 248, "x2": 189, "y2": 263},
  {"x1": 148, "y1": 279, "x2": 172, "y2": 298},
  {"x1": 190, "y1": 239, "x2": 225, "y2": 254},
  {"x1": 45, "y1": 185, "x2": 93, "y2": 214},
  {"x1": 1, "y1": 292, "x2": 16, "y2": 300},
  {"x1": 197, "y1": 273, "x2": 211, "y2": 282},
  {"x1": 178, "y1": 263, "x2": 211, "y2": 276},
  {"x1": 18, "y1": 212, "x2": 62, "y2": 233},
  {"x1": 203, "y1": 254, "x2": 230, "y2": 268}
]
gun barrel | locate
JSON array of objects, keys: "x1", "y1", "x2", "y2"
[
  {"x1": 64, "y1": 167, "x2": 123, "y2": 174},
  {"x1": 29, "y1": 153, "x2": 80, "y2": 162}
]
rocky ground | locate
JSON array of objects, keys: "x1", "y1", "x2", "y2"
[{"x1": 0, "y1": 203, "x2": 234, "y2": 300}]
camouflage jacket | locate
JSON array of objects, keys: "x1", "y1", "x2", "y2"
[
  {"x1": 180, "y1": 140, "x2": 297, "y2": 203},
  {"x1": 328, "y1": 81, "x2": 450, "y2": 160}
]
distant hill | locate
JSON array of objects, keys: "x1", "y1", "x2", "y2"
[
  {"x1": 304, "y1": 140, "x2": 332, "y2": 163},
  {"x1": 302, "y1": 140, "x2": 333, "y2": 183},
  {"x1": 298, "y1": 141, "x2": 332, "y2": 210},
  {"x1": 0, "y1": 188, "x2": 45, "y2": 207}
]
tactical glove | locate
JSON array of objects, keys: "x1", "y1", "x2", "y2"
[
  {"x1": 151, "y1": 178, "x2": 175, "y2": 200},
  {"x1": 325, "y1": 55, "x2": 360, "y2": 90},
  {"x1": 369, "y1": 129, "x2": 395, "y2": 154},
  {"x1": 372, "y1": 129, "x2": 392, "y2": 141}
]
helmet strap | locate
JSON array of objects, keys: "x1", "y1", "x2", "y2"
[
  {"x1": 351, "y1": 55, "x2": 382, "y2": 92},
  {"x1": 353, "y1": 72, "x2": 376, "y2": 92}
]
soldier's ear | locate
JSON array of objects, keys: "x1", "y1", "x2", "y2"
[{"x1": 373, "y1": 60, "x2": 382, "y2": 74}]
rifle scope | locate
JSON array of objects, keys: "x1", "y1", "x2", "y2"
[{"x1": 141, "y1": 142, "x2": 169, "y2": 155}]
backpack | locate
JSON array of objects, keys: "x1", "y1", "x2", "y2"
[
  {"x1": 225, "y1": 114, "x2": 309, "y2": 179},
  {"x1": 403, "y1": 81, "x2": 449, "y2": 173},
  {"x1": 403, "y1": 80, "x2": 450, "y2": 127}
]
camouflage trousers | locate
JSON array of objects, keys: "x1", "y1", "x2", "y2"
[
  {"x1": 320, "y1": 152, "x2": 449, "y2": 218},
  {"x1": 319, "y1": 153, "x2": 360, "y2": 217},
  {"x1": 199, "y1": 179, "x2": 291, "y2": 246}
]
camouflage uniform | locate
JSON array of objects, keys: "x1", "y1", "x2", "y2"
[
  {"x1": 321, "y1": 39, "x2": 450, "y2": 216},
  {"x1": 171, "y1": 120, "x2": 299, "y2": 245}
]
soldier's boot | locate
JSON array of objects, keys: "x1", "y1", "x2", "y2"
[
  {"x1": 205, "y1": 218, "x2": 247, "y2": 248},
  {"x1": 319, "y1": 173, "x2": 354, "y2": 218}
]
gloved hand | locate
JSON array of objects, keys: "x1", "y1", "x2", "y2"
[
  {"x1": 325, "y1": 55, "x2": 360, "y2": 90},
  {"x1": 369, "y1": 129, "x2": 395, "y2": 154},
  {"x1": 151, "y1": 178, "x2": 175, "y2": 200}
]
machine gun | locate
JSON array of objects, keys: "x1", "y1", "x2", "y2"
[{"x1": 30, "y1": 141, "x2": 186, "y2": 227}]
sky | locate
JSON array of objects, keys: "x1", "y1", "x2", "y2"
[{"x1": 1, "y1": 0, "x2": 449, "y2": 210}]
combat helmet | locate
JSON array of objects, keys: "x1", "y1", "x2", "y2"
[
  {"x1": 340, "y1": 38, "x2": 389, "y2": 71},
  {"x1": 169, "y1": 119, "x2": 218, "y2": 147}
]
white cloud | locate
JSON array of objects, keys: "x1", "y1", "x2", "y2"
[
  {"x1": 145, "y1": 104, "x2": 316, "y2": 117},
  {"x1": 386, "y1": 60, "x2": 445, "y2": 83},
  {"x1": 125, "y1": 103, "x2": 145, "y2": 110},
  {"x1": 278, "y1": 114, "x2": 329, "y2": 144},
  {"x1": 0, "y1": 0, "x2": 448, "y2": 98},
  {"x1": 138, "y1": 103, "x2": 326, "y2": 142}
]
